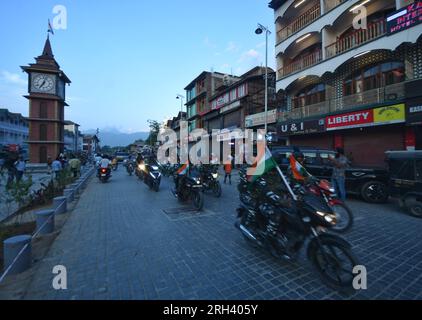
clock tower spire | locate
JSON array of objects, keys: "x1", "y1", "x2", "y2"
[{"x1": 21, "y1": 36, "x2": 71, "y2": 164}]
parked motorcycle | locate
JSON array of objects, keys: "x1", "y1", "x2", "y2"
[
  {"x1": 236, "y1": 168, "x2": 359, "y2": 290},
  {"x1": 200, "y1": 164, "x2": 222, "y2": 197},
  {"x1": 173, "y1": 168, "x2": 204, "y2": 210},
  {"x1": 141, "y1": 162, "x2": 161, "y2": 192},
  {"x1": 305, "y1": 179, "x2": 353, "y2": 233}
]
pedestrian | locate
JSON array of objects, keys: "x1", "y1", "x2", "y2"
[
  {"x1": 69, "y1": 158, "x2": 81, "y2": 178},
  {"x1": 5, "y1": 155, "x2": 17, "y2": 188},
  {"x1": 14, "y1": 156, "x2": 26, "y2": 182},
  {"x1": 224, "y1": 155, "x2": 233, "y2": 184},
  {"x1": 329, "y1": 147, "x2": 349, "y2": 202},
  {"x1": 52, "y1": 157, "x2": 62, "y2": 180}
]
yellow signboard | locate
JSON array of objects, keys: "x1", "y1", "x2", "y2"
[{"x1": 373, "y1": 104, "x2": 405, "y2": 124}]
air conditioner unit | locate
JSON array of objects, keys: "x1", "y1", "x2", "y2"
[{"x1": 223, "y1": 74, "x2": 231, "y2": 85}]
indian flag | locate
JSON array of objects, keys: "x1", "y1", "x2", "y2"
[
  {"x1": 247, "y1": 146, "x2": 277, "y2": 182},
  {"x1": 177, "y1": 162, "x2": 189, "y2": 175},
  {"x1": 289, "y1": 155, "x2": 310, "y2": 182}
]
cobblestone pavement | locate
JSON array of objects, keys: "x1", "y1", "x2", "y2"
[{"x1": 22, "y1": 168, "x2": 422, "y2": 300}]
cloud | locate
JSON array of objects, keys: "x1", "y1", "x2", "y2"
[
  {"x1": 1, "y1": 71, "x2": 26, "y2": 86},
  {"x1": 237, "y1": 49, "x2": 262, "y2": 64},
  {"x1": 203, "y1": 37, "x2": 217, "y2": 49},
  {"x1": 225, "y1": 41, "x2": 239, "y2": 52}
]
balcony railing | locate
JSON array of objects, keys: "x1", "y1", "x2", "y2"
[
  {"x1": 278, "y1": 49, "x2": 322, "y2": 78},
  {"x1": 324, "y1": 0, "x2": 348, "y2": 13},
  {"x1": 325, "y1": 19, "x2": 387, "y2": 59},
  {"x1": 276, "y1": 4, "x2": 321, "y2": 43},
  {"x1": 278, "y1": 82, "x2": 405, "y2": 121}
]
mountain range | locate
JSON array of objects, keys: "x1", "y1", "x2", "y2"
[{"x1": 83, "y1": 129, "x2": 149, "y2": 147}]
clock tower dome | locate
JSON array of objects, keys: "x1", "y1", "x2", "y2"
[{"x1": 21, "y1": 36, "x2": 71, "y2": 164}]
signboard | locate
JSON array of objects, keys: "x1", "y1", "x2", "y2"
[
  {"x1": 245, "y1": 109, "x2": 277, "y2": 128},
  {"x1": 279, "y1": 119, "x2": 325, "y2": 135},
  {"x1": 326, "y1": 104, "x2": 405, "y2": 131},
  {"x1": 387, "y1": 1, "x2": 422, "y2": 35},
  {"x1": 211, "y1": 83, "x2": 248, "y2": 110},
  {"x1": 406, "y1": 98, "x2": 422, "y2": 125},
  {"x1": 220, "y1": 100, "x2": 241, "y2": 114}
]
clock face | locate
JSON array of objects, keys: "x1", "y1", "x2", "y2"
[{"x1": 31, "y1": 74, "x2": 56, "y2": 93}]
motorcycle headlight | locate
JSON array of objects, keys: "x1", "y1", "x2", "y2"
[
  {"x1": 212, "y1": 173, "x2": 218, "y2": 179},
  {"x1": 329, "y1": 188, "x2": 336, "y2": 193},
  {"x1": 316, "y1": 211, "x2": 337, "y2": 225},
  {"x1": 151, "y1": 166, "x2": 159, "y2": 171},
  {"x1": 139, "y1": 164, "x2": 145, "y2": 171}
]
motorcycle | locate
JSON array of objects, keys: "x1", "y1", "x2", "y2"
[
  {"x1": 200, "y1": 165, "x2": 222, "y2": 197},
  {"x1": 161, "y1": 163, "x2": 178, "y2": 177},
  {"x1": 173, "y1": 169, "x2": 204, "y2": 210},
  {"x1": 126, "y1": 161, "x2": 134, "y2": 176},
  {"x1": 112, "y1": 162, "x2": 118, "y2": 171},
  {"x1": 141, "y1": 162, "x2": 161, "y2": 192},
  {"x1": 236, "y1": 168, "x2": 359, "y2": 290},
  {"x1": 98, "y1": 167, "x2": 111, "y2": 183},
  {"x1": 135, "y1": 162, "x2": 145, "y2": 180},
  {"x1": 305, "y1": 179, "x2": 354, "y2": 233}
]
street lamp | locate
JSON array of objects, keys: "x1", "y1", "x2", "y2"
[
  {"x1": 255, "y1": 23, "x2": 271, "y2": 134},
  {"x1": 176, "y1": 94, "x2": 185, "y2": 120}
]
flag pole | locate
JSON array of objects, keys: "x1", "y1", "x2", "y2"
[{"x1": 265, "y1": 145, "x2": 298, "y2": 201}]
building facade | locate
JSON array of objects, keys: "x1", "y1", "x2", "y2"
[
  {"x1": 83, "y1": 134, "x2": 100, "y2": 156},
  {"x1": 64, "y1": 120, "x2": 82, "y2": 153},
  {"x1": 0, "y1": 108, "x2": 29, "y2": 154},
  {"x1": 270, "y1": 0, "x2": 422, "y2": 167}
]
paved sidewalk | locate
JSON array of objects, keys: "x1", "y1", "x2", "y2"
[{"x1": 22, "y1": 169, "x2": 422, "y2": 300}]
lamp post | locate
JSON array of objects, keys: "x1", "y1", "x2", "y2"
[
  {"x1": 255, "y1": 23, "x2": 271, "y2": 134},
  {"x1": 176, "y1": 94, "x2": 185, "y2": 120}
]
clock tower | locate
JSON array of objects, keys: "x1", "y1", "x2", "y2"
[{"x1": 21, "y1": 36, "x2": 71, "y2": 164}]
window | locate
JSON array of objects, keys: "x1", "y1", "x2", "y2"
[
  {"x1": 343, "y1": 61, "x2": 405, "y2": 96},
  {"x1": 39, "y1": 124, "x2": 47, "y2": 141},
  {"x1": 39, "y1": 102, "x2": 48, "y2": 118},
  {"x1": 293, "y1": 83, "x2": 325, "y2": 108}
]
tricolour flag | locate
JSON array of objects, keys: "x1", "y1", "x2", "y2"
[
  {"x1": 289, "y1": 154, "x2": 310, "y2": 182},
  {"x1": 176, "y1": 162, "x2": 189, "y2": 175},
  {"x1": 48, "y1": 19, "x2": 55, "y2": 35},
  {"x1": 247, "y1": 146, "x2": 277, "y2": 183}
]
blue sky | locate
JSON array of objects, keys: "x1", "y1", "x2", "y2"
[{"x1": 0, "y1": 0, "x2": 275, "y2": 132}]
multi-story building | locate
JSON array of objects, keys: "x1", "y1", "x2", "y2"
[
  {"x1": 0, "y1": 108, "x2": 29, "y2": 153},
  {"x1": 184, "y1": 71, "x2": 239, "y2": 134},
  {"x1": 64, "y1": 120, "x2": 82, "y2": 153},
  {"x1": 270, "y1": 0, "x2": 422, "y2": 166},
  {"x1": 83, "y1": 134, "x2": 100, "y2": 156}
]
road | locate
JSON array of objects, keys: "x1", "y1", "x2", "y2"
[{"x1": 22, "y1": 168, "x2": 422, "y2": 300}]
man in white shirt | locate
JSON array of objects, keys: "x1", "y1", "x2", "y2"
[{"x1": 100, "y1": 157, "x2": 111, "y2": 169}]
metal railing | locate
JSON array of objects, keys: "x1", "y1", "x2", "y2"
[
  {"x1": 279, "y1": 82, "x2": 405, "y2": 121},
  {"x1": 0, "y1": 165, "x2": 95, "y2": 284},
  {"x1": 325, "y1": 19, "x2": 387, "y2": 59},
  {"x1": 276, "y1": 4, "x2": 321, "y2": 43},
  {"x1": 278, "y1": 49, "x2": 323, "y2": 78}
]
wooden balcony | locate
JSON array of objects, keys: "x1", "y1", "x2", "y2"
[
  {"x1": 324, "y1": 0, "x2": 348, "y2": 13},
  {"x1": 276, "y1": 4, "x2": 321, "y2": 43},
  {"x1": 325, "y1": 19, "x2": 387, "y2": 59},
  {"x1": 278, "y1": 82, "x2": 405, "y2": 121},
  {"x1": 278, "y1": 49, "x2": 322, "y2": 78}
]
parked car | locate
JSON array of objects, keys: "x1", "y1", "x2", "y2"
[
  {"x1": 270, "y1": 146, "x2": 389, "y2": 203},
  {"x1": 386, "y1": 151, "x2": 422, "y2": 218}
]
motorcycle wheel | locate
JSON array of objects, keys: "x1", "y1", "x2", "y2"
[
  {"x1": 212, "y1": 182, "x2": 222, "y2": 198},
  {"x1": 309, "y1": 238, "x2": 359, "y2": 290},
  {"x1": 192, "y1": 191, "x2": 204, "y2": 211},
  {"x1": 330, "y1": 203, "x2": 354, "y2": 233},
  {"x1": 153, "y1": 181, "x2": 160, "y2": 192}
]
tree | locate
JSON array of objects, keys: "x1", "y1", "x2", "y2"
[{"x1": 146, "y1": 120, "x2": 161, "y2": 146}]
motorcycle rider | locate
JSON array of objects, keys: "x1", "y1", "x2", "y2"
[
  {"x1": 99, "y1": 155, "x2": 112, "y2": 177},
  {"x1": 287, "y1": 148, "x2": 313, "y2": 186},
  {"x1": 174, "y1": 160, "x2": 190, "y2": 197}
]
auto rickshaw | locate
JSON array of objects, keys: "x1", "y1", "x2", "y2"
[{"x1": 386, "y1": 151, "x2": 422, "y2": 218}]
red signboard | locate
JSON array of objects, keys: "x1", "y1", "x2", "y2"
[{"x1": 326, "y1": 109, "x2": 374, "y2": 130}]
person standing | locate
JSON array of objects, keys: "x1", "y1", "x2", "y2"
[
  {"x1": 14, "y1": 156, "x2": 26, "y2": 182},
  {"x1": 52, "y1": 157, "x2": 62, "y2": 180},
  {"x1": 329, "y1": 147, "x2": 349, "y2": 202},
  {"x1": 224, "y1": 155, "x2": 233, "y2": 184}
]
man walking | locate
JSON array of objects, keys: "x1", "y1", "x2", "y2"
[{"x1": 14, "y1": 156, "x2": 26, "y2": 182}]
